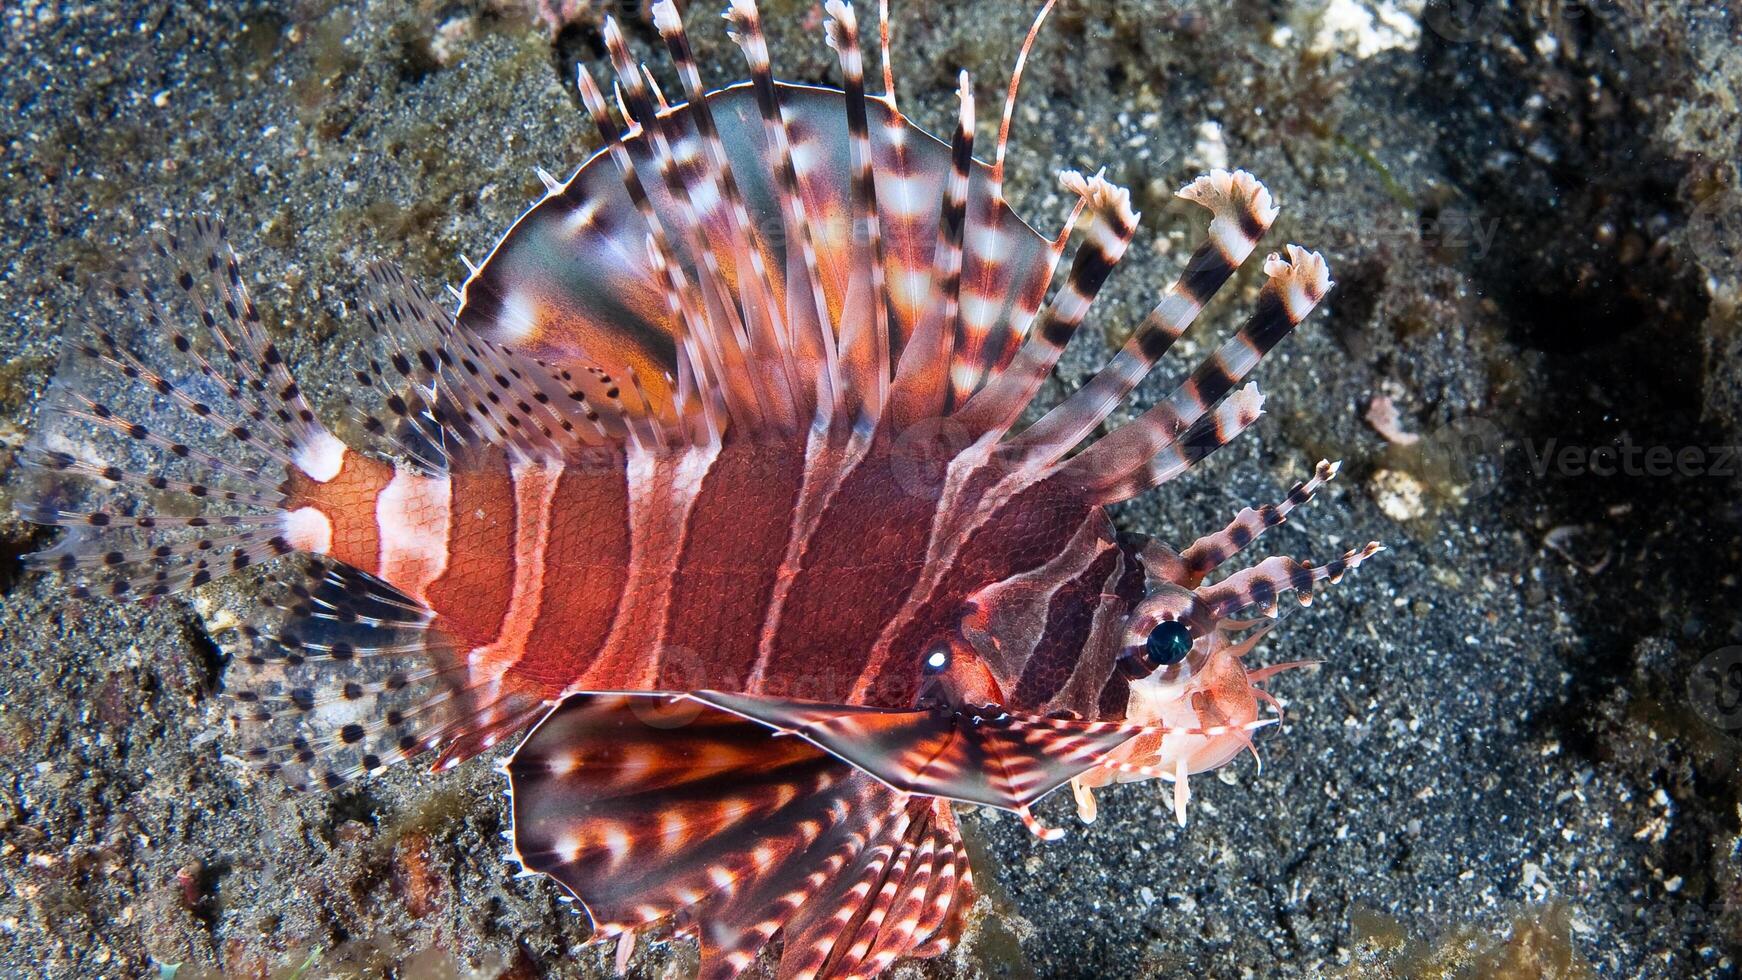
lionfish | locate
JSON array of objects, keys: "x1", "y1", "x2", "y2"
[{"x1": 17, "y1": 1, "x2": 1379, "y2": 976}]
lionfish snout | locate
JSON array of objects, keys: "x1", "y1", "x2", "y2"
[{"x1": 1092, "y1": 618, "x2": 1283, "y2": 822}]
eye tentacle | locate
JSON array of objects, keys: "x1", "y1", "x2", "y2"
[
  {"x1": 1171, "y1": 757, "x2": 1191, "y2": 826},
  {"x1": 1155, "y1": 459, "x2": 1343, "y2": 587},
  {"x1": 1196, "y1": 541, "x2": 1385, "y2": 621},
  {"x1": 1246, "y1": 659, "x2": 1319, "y2": 684}
]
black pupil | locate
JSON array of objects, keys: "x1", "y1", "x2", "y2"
[{"x1": 1145, "y1": 621, "x2": 1193, "y2": 668}]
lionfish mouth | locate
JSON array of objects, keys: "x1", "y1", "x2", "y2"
[{"x1": 16, "y1": 0, "x2": 1383, "y2": 976}]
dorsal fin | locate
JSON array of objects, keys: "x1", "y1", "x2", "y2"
[
  {"x1": 1059, "y1": 246, "x2": 1334, "y2": 503},
  {"x1": 948, "y1": 0, "x2": 1062, "y2": 407},
  {"x1": 652, "y1": 1, "x2": 808, "y2": 421},
  {"x1": 822, "y1": 0, "x2": 895, "y2": 427},
  {"x1": 887, "y1": 70, "x2": 973, "y2": 429},
  {"x1": 458, "y1": 61, "x2": 1056, "y2": 439},
  {"x1": 1009, "y1": 169, "x2": 1280, "y2": 469},
  {"x1": 950, "y1": 170, "x2": 1140, "y2": 440},
  {"x1": 356, "y1": 263, "x2": 631, "y2": 463},
  {"x1": 603, "y1": 15, "x2": 792, "y2": 437}
]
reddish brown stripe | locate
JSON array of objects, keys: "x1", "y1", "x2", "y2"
[
  {"x1": 1012, "y1": 544, "x2": 1122, "y2": 707},
  {"x1": 868, "y1": 472, "x2": 1096, "y2": 707},
  {"x1": 583, "y1": 446, "x2": 715, "y2": 691},
  {"x1": 372, "y1": 468, "x2": 453, "y2": 604},
  {"x1": 661, "y1": 441, "x2": 806, "y2": 691},
  {"x1": 425, "y1": 450, "x2": 516, "y2": 648},
  {"x1": 765, "y1": 434, "x2": 942, "y2": 704},
  {"x1": 519, "y1": 449, "x2": 632, "y2": 689},
  {"x1": 469, "y1": 459, "x2": 565, "y2": 692},
  {"x1": 1096, "y1": 549, "x2": 1148, "y2": 720},
  {"x1": 283, "y1": 449, "x2": 394, "y2": 576}
]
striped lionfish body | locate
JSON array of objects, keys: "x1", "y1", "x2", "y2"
[{"x1": 19, "y1": 2, "x2": 1380, "y2": 976}]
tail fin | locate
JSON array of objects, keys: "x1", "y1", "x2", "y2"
[
  {"x1": 17, "y1": 217, "x2": 346, "y2": 600},
  {"x1": 18, "y1": 218, "x2": 552, "y2": 791}
]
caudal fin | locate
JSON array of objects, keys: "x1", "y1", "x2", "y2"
[
  {"x1": 16, "y1": 218, "x2": 544, "y2": 792},
  {"x1": 17, "y1": 217, "x2": 347, "y2": 599}
]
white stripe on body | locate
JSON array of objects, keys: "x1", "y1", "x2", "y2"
[
  {"x1": 467, "y1": 458, "x2": 564, "y2": 706},
  {"x1": 374, "y1": 465, "x2": 453, "y2": 604}
]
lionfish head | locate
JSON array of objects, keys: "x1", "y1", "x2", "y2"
[{"x1": 1068, "y1": 462, "x2": 1386, "y2": 826}]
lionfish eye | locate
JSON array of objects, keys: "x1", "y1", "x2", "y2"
[
  {"x1": 1120, "y1": 616, "x2": 1199, "y2": 681},
  {"x1": 1144, "y1": 620, "x2": 1193, "y2": 669},
  {"x1": 923, "y1": 646, "x2": 951, "y2": 675}
]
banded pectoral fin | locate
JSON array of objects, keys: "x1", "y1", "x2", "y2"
[
  {"x1": 691, "y1": 690, "x2": 1143, "y2": 840},
  {"x1": 507, "y1": 693, "x2": 969, "y2": 980}
]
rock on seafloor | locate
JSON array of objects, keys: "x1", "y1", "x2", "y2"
[{"x1": 0, "y1": 1, "x2": 1739, "y2": 977}]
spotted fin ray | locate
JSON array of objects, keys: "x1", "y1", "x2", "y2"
[
  {"x1": 222, "y1": 562, "x2": 548, "y2": 790},
  {"x1": 14, "y1": 218, "x2": 605, "y2": 791}
]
